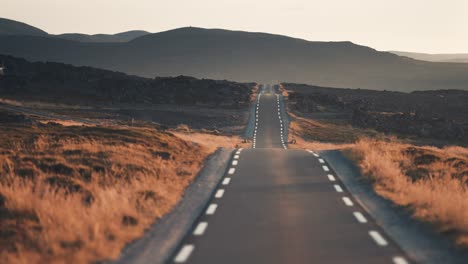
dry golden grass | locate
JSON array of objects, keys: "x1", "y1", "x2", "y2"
[
  {"x1": 288, "y1": 114, "x2": 361, "y2": 150},
  {"x1": 39, "y1": 120, "x2": 93, "y2": 127},
  {"x1": 350, "y1": 138, "x2": 468, "y2": 246},
  {"x1": 278, "y1": 84, "x2": 290, "y2": 97},
  {"x1": 0, "y1": 124, "x2": 208, "y2": 263},
  {"x1": 288, "y1": 113, "x2": 381, "y2": 145},
  {"x1": 172, "y1": 131, "x2": 247, "y2": 153}
]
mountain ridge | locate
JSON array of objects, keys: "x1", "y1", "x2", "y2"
[
  {"x1": 389, "y1": 51, "x2": 468, "y2": 63},
  {"x1": 1, "y1": 18, "x2": 468, "y2": 91},
  {"x1": 0, "y1": 17, "x2": 150, "y2": 42}
]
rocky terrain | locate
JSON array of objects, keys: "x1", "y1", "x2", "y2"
[
  {"x1": 0, "y1": 54, "x2": 254, "y2": 108},
  {"x1": 283, "y1": 83, "x2": 468, "y2": 145}
]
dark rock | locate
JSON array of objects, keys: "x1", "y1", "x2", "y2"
[
  {"x1": 406, "y1": 168, "x2": 430, "y2": 182},
  {"x1": 122, "y1": 215, "x2": 138, "y2": 226},
  {"x1": 0, "y1": 193, "x2": 5, "y2": 208},
  {"x1": 151, "y1": 151, "x2": 171, "y2": 160},
  {"x1": 44, "y1": 176, "x2": 82, "y2": 193},
  {"x1": 414, "y1": 154, "x2": 440, "y2": 165}
]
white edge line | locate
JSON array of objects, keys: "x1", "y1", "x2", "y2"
[
  {"x1": 369, "y1": 230, "x2": 388, "y2": 246},
  {"x1": 353, "y1": 211, "x2": 368, "y2": 223},
  {"x1": 206, "y1": 203, "x2": 218, "y2": 215},
  {"x1": 222, "y1": 177, "x2": 231, "y2": 185},
  {"x1": 215, "y1": 189, "x2": 225, "y2": 198},
  {"x1": 342, "y1": 197, "x2": 354, "y2": 206},
  {"x1": 392, "y1": 256, "x2": 409, "y2": 264},
  {"x1": 334, "y1": 184, "x2": 343, "y2": 192},
  {"x1": 174, "y1": 244, "x2": 194, "y2": 263}
]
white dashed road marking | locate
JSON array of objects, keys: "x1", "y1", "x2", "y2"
[
  {"x1": 193, "y1": 222, "x2": 208, "y2": 236},
  {"x1": 228, "y1": 168, "x2": 236, "y2": 175},
  {"x1": 232, "y1": 160, "x2": 238, "y2": 166},
  {"x1": 322, "y1": 165, "x2": 330, "y2": 172},
  {"x1": 369, "y1": 230, "x2": 388, "y2": 246},
  {"x1": 342, "y1": 197, "x2": 354, "y2": 206},
  {"x1": 334, "y1": 184, "x2": 343, "y2": 193},
  {"x1": 234, "y1": 155, "x2": 240, "y2": 159},
  {"x1": 353, "y1": 212, "x2": 368, "y2": 223},
  {"x1": 318, "y1": 158, "x2": 325, "y2": 163},
  {"x1": 393, "y1": 256, "x2": 409, "y2": 264},
  {"x1": 206, "y1": 204, "x2": 218, "y2": 215},
  {"x1": 174, "y1": 244, "x2": 194, "y2": 263},
  {"x1": 327, "y1": 174, "x2": 336, "y2": 181},
  {"x1": 215, "y1": 189, "x2": 225, "y2": 198},
  {"x1": 222, "y1": 177, "x2": 231, "y2": 185}
]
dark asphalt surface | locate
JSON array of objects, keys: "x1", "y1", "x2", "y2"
[{"x1": 171, "y1": 85, "x2": 409, "y2": 264}]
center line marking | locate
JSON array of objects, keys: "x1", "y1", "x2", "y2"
[
  {"x1": 232, "y1": 160, "x2": 238, "y2": 166},
  {"x1": 369, "y1": 230, "x2": 388, "y2": 246},
  {"x1": 334, "y1": 184, "x2": 343, "y2": 192},
  {"x1": 353, "y1": 212, "x2": 368, "y2": 223},
  {"x1": 327, "y1": 174, "x2": 336, "y2": 181},
  {"x1": 193, "y1": 222, "x2": 208, "y2": 236},
  {"x1": 393, "y1": 256, "x2": 409, "y2": 264},
  {"x1": 215, "y1": 189, "x2": 225, "y2": 198},
  {"x1": 342, "y1": 197, "x2": 354, "y2": 206},
  {"x1": 228, "y1": 168, "x2": 236, "y2": 174},
  {"x1": 174, "y1": 244, "x2": 194, "y2": 263},
  {"x1": 206, "y1": 204, "x2": 218, "y2": 215},
  {"x1": 222, "y1": 177, "x2": 231, "y2": 185},
  {"x1": 318, "y1": 158, "x2": 325, "y2": 163},
  {"x1": 322, "y1": 165, "x2": 330, "y2": 171}
]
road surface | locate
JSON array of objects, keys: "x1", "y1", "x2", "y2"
[{"x1": 171, "y1": 85, "x2": 410, "y2": 264}]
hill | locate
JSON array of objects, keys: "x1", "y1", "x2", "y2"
[
  {"x1": 56, "y1": 30, "x2": 150, "y2": 43},
  {"x1": 389, "y1": 51, "x2": 468, "y2": 63},
  {"x1": 0, "y1": 54, "x2": 253, "y2": 107},
  {"x1": 0, "y1": 18, "x2": 48, "y2": 36},
  {"x1": 1, "y1": 21, "x2": 468, "y2": 91},
  {"x1": 0, "y1": 17, "x2": 149, "y2": 42}
]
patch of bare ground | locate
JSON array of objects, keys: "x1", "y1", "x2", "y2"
[
  {"x1": 348, "y1": 138, "x2": 468, "y2": 247},
  {"x1": 0, "y1": 122, "x2": 209, "y2": 263}
]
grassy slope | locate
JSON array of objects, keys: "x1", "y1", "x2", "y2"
[{"x1": 0, "y1": 122, "x2": 240, "y2": 263}]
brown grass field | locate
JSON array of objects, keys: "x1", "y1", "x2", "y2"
[
  {"x1": 349, "y1": 138, "x2": 468, "y2": 246},
  {"x1": 0, "y1": 121, "x2": 240, "y2": 263},
  {"x1": 289, "y1": 114, "x2": 468, "y2": 248}
]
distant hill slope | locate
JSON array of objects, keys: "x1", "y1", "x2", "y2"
[
  {"x1": 56, "y1": 30, "x2": 150, "y2": 43},
  {"x1": 0, "y1": 18, "x2": 48, "y2": 36},
  {"x1": 390, "y1": 51, "x2": 468, "y2": 63},
  {"x1": 1, "y1": 21, "x2": 468, "y2": 91},
  {"x1": 0, "y1": 17, "x2": 149, "y2": 42}
]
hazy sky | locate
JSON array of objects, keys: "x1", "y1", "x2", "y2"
[{"x1": 3, "y1": 0, "x2": 468, "y2": 53}]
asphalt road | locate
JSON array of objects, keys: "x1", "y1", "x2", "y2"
[{"x1": 171, "y1": 85, "x2": 410, "y2": 264}]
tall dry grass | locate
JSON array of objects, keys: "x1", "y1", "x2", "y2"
[
  {"x1": 0, "y1": 125, "x2": 208, "y2": 263},
  {"x1": 351, "y1": 138, "x2": 468, "y2": 246},
  {"x1": 172, "y1": 131, "x2": 246, "y2": 153}
]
